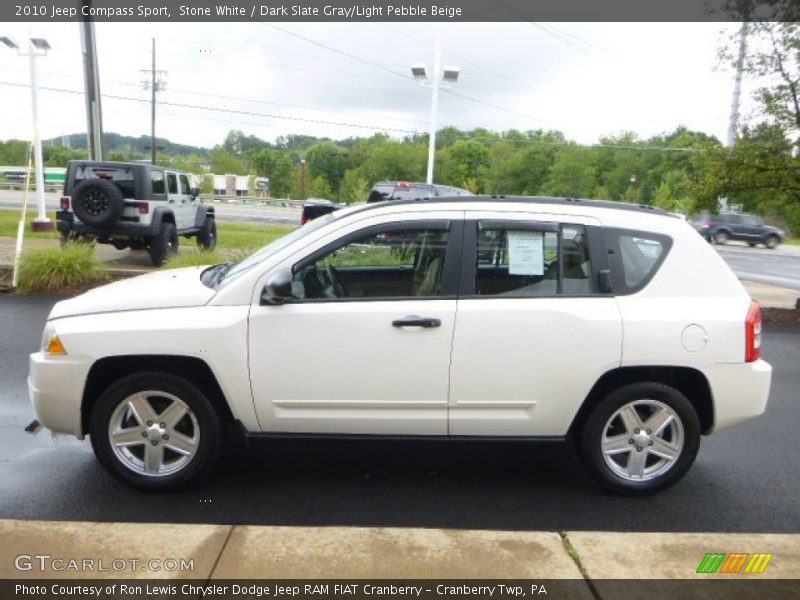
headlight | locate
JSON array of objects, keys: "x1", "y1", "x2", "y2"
[{"x1": 41, "y1": 325, "x2": 67, "y2": 355}]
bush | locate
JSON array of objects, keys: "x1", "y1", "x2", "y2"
[
  {"x1": 164, "y1": 249, "x2": 223, "y2": 269},
  {"x1": 17, "y1": 243, "x2": 107, "y2": 293}
]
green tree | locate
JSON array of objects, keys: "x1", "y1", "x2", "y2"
[
  {"x1": 251, "y1": 148, "x2": 295, "y2": 198},
  {"x1": 339, "y1": 170, "x2": 370, "y2": 203},
  {"x1": 307, "y1": 174, "x2": 333, "y2": 199},
  {"x1": 209, "y1": 147, "x2": 245, "y2": 175},
  {"x1": 306, "y1": 141, "x2": 346, "y2": 194},
  {"x1": 542, "y1": 145, "x2": 597, "y2": 197},
  {"x1": 722, "y1": 23, "x2": 800, "y2": 148}
]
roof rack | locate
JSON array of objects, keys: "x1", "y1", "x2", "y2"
[{"x1": 349, "y1": 194, "x2": 672, "y2": 217}]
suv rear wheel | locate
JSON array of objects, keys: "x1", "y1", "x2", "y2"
[
  {"x1": 71, "y1": 179, "x2": 125, "y2": 228},
  {"x1": 713, "y1": 231, "x2": 729, "y2": 244},
  {"x1": 147, "y1": 222, "x2": 178, "y2": 266},
  {"x1": 196, "y1": 217, "x2": 217, "y2": 250},
  {"x1": 578, "y1": 382, "x2": 700, "y2": 495},
  {"x1": 89, "y1": 372, "x2": 223, "y2": 490}
]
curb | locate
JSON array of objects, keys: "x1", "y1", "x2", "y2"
[{"x1": 1, "y1": 520, "x2": 798, "y2": 581}]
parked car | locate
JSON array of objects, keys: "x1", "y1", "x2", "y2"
[
  {"x1": 30, "y1": 196, "x2": 771, "y2": 495},
  {"x1": 694, "y1": 211, "x2": 785, "y2": 249},
  {"x1": 300, "y1": 181, "x2": 473, "y2": 223},
  {"x1": 57, "y1": 161, "x2": 217, "y2": 266}
]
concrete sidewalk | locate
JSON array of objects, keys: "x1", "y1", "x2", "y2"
[{"x1": 1, "y1": 520, "x2": 797, "y2": 581}]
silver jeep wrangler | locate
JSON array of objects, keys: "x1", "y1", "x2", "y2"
[{"x1": 57, "y1": 161, "x2": 217, "y2": 266}]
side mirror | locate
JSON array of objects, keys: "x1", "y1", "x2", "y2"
[
  {"x1": 261, "y1": 269, "x2": 293, "y2": 305},
  {"x1": 190, "y1": 186, "x2": 200, "y2": 198},
  {"x1": 597, "y1": 269, "x2": 613, "y2": 294}
]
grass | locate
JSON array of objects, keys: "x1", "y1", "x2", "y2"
[
  {"x1": 215, "y1": 221, "x2": 295, "y2": 251},
  {"x1": 784, "y1": 237, "x2": 800, "y2": 246},
  {"x1": 0, "y1": 209, "x2": 59, "y2": 238},
  {"x1": 17, "y1": 242, "x2": 108, "y2": 293},
  {"x1": 165, "y1": 249, "x2": 224, "y2": 268}
]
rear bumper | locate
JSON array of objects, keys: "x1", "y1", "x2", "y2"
[
  {"x1": 57, "y1": 210, "x2": 159, "y2": 238},
  {"x1": 704, "y1": 359, "x2": 772, "y2": 433},
  {"x1": 28, "y1": 351, "x2": 93, "y2": 439}
]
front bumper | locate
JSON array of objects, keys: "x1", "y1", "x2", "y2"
[
  {"x1": 704, "y1": 359, "x2": 772, "y2": 433},
  {"x1": 28, "y1": 352, "x2": 93, "y2": 439}
]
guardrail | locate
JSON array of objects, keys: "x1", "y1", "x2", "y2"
[
  {"x1": 200, "y1": 195, "x2": 306, "y2": 208},
  {"x1": 0, "y1": 182, "x2": 63, "y2": 193}
]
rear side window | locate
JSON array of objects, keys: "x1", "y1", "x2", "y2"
[
  {"x1": 605, "y1": 229, "x2": 672, "y2": 294},
  {"x1": 179, "y1": 174, "x2": 191, "y2": 195},
  {"x1": 473, "y1": 222, "x2": 592, "y2": 296},
  {"x1": 167, "y1": 173, "x2": 178, "y2": 195},
  {"x1": 151, "y1": 170, "x2": 165, "y2": 195}
]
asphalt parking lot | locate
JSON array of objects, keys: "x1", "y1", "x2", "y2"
[{"x1": 1, "y1": 294, "x2": 798, "y2": 532}]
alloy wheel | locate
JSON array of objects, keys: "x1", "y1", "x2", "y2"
[
  {"x1": 108, "y1": 390, "x2": 199, "y2": 477},
  {"x1": 600, "y1": 399, "x2": 684, "y2": 481}
]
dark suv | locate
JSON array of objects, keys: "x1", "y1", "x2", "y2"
[
  {"x1": 57, "y1": 161, "x2": 217, "y2": 265},
  {"x1": 695, "y1": 212, "x2": 785, "y2": 249},
  {"x1": 301, "y1": 181, "x2": 473, "y2": 224}
]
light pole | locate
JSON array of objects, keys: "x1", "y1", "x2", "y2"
[
  {"x1": 411, "y1": 28, "x2": 459, "y2": 185},
  {"x1": 299, "y1": 159, "x2": 307, "y2": 200},
  {"x1": 1, "y1": 35, "x2": 53, "y2": 231}
]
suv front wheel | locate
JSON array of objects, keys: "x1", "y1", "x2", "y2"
[
  {"x1": 578, "y1": 382, "x2": 700, "y2": 495},
  {"x1": 89, "y1": 372, "x2": 223, "y2": 490},
  {"x1": 147, "y1": 222, "x2": 179, "y2": 266}
]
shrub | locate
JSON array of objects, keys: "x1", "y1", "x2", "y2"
[{"x1": 17, "y1": 243, "x2": 107, "y2": 293}]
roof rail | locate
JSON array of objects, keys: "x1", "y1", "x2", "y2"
[{"x1": 348, "y1": 195, "x2": 672, "y2": 217}]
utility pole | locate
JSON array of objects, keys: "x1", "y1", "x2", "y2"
[
  {"x1": 722, "y1": 22, "x2": 748, "y2": 211},
  {"x1": 80, "y1": 3, "x2": 104, "y2": 161},
  {"x1": 468, "y1": 159, "x2": 487, "y2": 192},
  {"x1": 141, "y1": 38, "x2": 166, "y2": 165},
  {"x1": 727, "y1": 22, "x2": 748, "y2": 147}
]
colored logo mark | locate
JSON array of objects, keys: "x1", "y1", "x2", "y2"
[{"x1": 696, "y1": 552, "x2": 773, "y2": 574}]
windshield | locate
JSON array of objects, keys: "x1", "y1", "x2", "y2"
[{"x1": 217, "y1": 213, "x2": 337, "y2": 287}]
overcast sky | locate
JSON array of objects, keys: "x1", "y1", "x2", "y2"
[{"x1": 0, "y1": 21, "x2": 751, "y2": 149}]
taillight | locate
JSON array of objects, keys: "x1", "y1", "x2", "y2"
[
  {"x1": 60, "y1": 196, "x2": 70, "y2": 210},
  {"x1": 300, "y1": 208, "x2": 308, "y2": 225},
  {"x1": 745, "y1": 300, "x2": 762, "y2": 362},
  {"x1": 134, "y1": 202, "x2": 149, "y2": 215}
]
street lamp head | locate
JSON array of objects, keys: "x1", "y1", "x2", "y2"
[
  {"x1": 410, "y1": 62, "x2": 428, "y2": 82},
  {"x1": 442, "y1": 65, "x2": 460, "y2": 84},
  {"x1": 0, "y1": 36, "x2": 19, "y2": 50},
  {"x1": 30, "y1": 38, "x2": 51, "y2": 51}
]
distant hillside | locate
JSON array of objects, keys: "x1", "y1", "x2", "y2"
[{"x1": 45, "y1": 132, "x2": 208, "y2": 157}]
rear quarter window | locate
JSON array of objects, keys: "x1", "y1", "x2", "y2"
[{"x1": 604, "y1": 228, "x2": 672, "y2": 294}]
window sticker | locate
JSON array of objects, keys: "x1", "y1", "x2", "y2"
[{"x1": 507, "y1": 231, "x2": 544, "y2": 275}]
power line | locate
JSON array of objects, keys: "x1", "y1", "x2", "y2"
[
  {"x1": 0, "y1": 80, "x2": 421, "y2": 135},
  {"x1": 260, "y1": 22, "x2": 551, "y2": 125},
  {"x1": 1, "y1": 80, "x2": 707, "y2": 153}
]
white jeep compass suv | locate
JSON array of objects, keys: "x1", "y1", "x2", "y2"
[{"x1": 29, "y1": 197, "x2": 772, "y2": 495}]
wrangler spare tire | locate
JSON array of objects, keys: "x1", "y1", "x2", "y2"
[{"x1": 71, "y1": 179, "x2": 125, "y2": 228}]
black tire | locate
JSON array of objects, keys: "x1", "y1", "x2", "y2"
[
  {"x1": 89, "y1": 371, "x2": 223, "y2": 491},
  {"x1": 765, "y1": 235, "x2": 780, "y2": 249},
  {"x1": 713, "y1": 231, "x2": 728, "y2": 244},
  {"x1": 147, "y1": 222, "x2": 178, "y2": 266},
  {"x1": 577, "y1": 382, "x2": 701, "y2": 496},
  {"x1": 196, "y1": 217, "x2": 217, "y2": 250},
  {"x1": 71, "y1": 179, "x2": 125, "y2": 228},
  {"x1": 748, "y1": 242, "x2": 758, "y2": 247}
]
